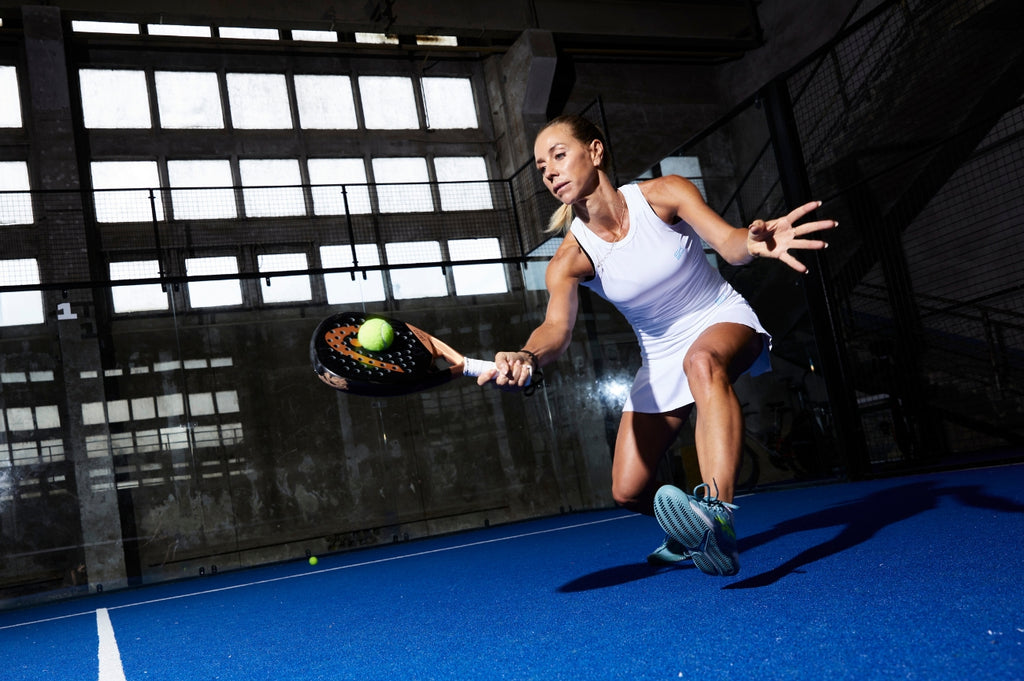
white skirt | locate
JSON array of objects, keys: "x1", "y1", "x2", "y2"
[{"x1": 623, "y1": 297, "x2": 771, "y2": 414}]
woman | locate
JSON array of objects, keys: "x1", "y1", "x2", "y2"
[{"x1": 478, "y1": 115, "x2": 834, "y2": 577}]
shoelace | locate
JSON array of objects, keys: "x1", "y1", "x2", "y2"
[{"x1": 692, "y1": 481, "x2": 739, "y2": 511}]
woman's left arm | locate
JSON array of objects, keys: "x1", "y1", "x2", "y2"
[{"x1": 641, "y1": 175, "x2": 835, "y2": 273}]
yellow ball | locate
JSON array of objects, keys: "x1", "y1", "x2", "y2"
[
  {"x1": 308, "y1": 556, "x2": 318, "y2": 566},
  {"x1": 358, "y1": 318, "x2": 394, "y2": 352}
]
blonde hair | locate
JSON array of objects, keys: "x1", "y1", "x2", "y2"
[{"x1": 538, "y1": 115, "x2": 610, "y2": 235}]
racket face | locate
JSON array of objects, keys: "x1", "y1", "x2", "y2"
[{"x1": 310, "y1": 311, "x2": 454, "y2": 396}]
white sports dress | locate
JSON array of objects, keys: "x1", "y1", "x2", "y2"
[{"x1": 570, "y1": 183, "x2": 771, "y2": 413}]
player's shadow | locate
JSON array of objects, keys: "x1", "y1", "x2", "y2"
[
  {"x1": 557, "y1": 561, "x2": 692, "y2": 593},
  {"x1": 556, "y1": 479, "x2": 1024, "y2": 592},
  {"x1": 724, "y1": 479, "x2": 1024, "y2": 589}
]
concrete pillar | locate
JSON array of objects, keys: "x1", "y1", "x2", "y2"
[{"x1": 21, "y1": 5, "x2": 129, "y2": 591}]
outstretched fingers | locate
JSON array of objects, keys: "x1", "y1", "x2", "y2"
[{"x1": 787, "y1": 200, "x2": 824, "y2": 223}]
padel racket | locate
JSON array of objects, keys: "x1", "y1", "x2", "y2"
[{"x1": 310, "y1": 310, "x2": 536, "y2": 397}]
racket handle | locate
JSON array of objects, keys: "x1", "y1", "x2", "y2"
[{"x1": 462, "y1": 357, "x2": 532, "y2": 387}]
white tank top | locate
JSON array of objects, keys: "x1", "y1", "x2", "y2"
[{"x1": 570, "y1": 182, "x2": 750, "y2": 365}]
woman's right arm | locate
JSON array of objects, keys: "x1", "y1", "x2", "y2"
[{"x1": 478, "y1": 235, "x2": 589, "y2": 389}]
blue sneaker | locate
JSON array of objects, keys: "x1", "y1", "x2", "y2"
[
  {"x1": 653, "y1": 483, "x2": 739, "y2": 576},
  {"x1": 646, "y1": 536, "x2": 692, "y2": 565}
]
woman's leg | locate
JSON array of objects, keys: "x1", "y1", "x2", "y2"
[
  {"x1": 611, "y1": 405, "x2": 693, "y2": 515},
  {"x1": 683, "y1": 323, "x2": 764, "y2": 504}
]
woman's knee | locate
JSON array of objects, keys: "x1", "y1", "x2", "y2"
[
  {"x1": 684, "y1": 348, "x2": 729, "y2": 392},
  {"x1": 611, "y1": 483, "x2": 652, "y2": 513}
]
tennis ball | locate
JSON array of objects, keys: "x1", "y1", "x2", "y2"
[
  {"x1": 358, "y1": 318, "x2": 394, "y2": 352},
  {"x1": 308, "y1": 556, "x2": 318, "y2": 566}
]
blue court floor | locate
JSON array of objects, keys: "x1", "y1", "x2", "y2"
[{"x1": 2, "y1": 463, "x2": 1022, "y2": 680}]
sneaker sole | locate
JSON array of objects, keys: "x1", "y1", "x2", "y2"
[{"x1": 654, "y1": 486, "x2": 739, "y2": 577}]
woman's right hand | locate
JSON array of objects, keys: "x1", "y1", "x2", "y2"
[{"x1": 477, "y1": 351, "x2": 536, "y2": 390}]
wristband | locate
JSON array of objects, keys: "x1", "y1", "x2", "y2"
[{"x1": 518, "y1": 349, "x2": 540, "y2": 368}]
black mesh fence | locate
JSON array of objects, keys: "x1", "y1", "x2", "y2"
[{"x1": 671, "y1": 0, "x2": 1024, "y2": 468}]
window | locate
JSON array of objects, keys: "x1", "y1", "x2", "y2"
[
  {"x1": 358, "y1": 76, "x2": 418, "y2": 129},
  {"x1": 258, "y1": 253, "x2": 312, "y2": 303},
  {"x1": 0, "y1": 66, "x2": 22, "y2": 128},
  {"x1": 220, "y1": 27, "x2": 280, "y2": 40},
  {"x1": 167, "y1": 160, "x2": 236, "y2": 220},
  {"x1": 79, "y1": 69, "x2": 151, "y2": 129},
  {"x1": 91, "y1": 161, "x2": 163, "y2": 223},
  {"x1": 294, "y1": 75, "x2": 357, "y2": 129},
  {"x1": 72, "y1": 21, "x2": 139, "y2": 35},
  {"x1": 449, "y1": 238, "x2": 507, "y2": 296},
  {"x1": 355, "y1": 33, "x2": 398, "y2": 45},
  {"x1": 226, "y1": 73, "x2": 291, "y2": 129},
  {"x1": 308, "y1": 159, "x2": 371, "y2": 215},
  {"x1": 110, "y1": 260, "x2": 168, "y2": 312},
  {"x1": 155, "y1": 71, "x2": 224, "y2": 129},
  {"x1": 0, "y1": 161, "x2": 33, "y2": 225},
  {"x1": 372, "y1": 157, "x2": 432, "y2": 213},
  {"x1": 320, "y1": 244, "x2": 386, "y2": 304},
  {"x1": 147, "y1": 24, "x2": 212, "y2": 38},
  {"x1": 523, "y1": 239, "x2": 560, "y2": 291},
  {"x1": 292, "y1": 30, "x2": 337, "y2": 43},
  {"x1": 0, "y1": 259, "x2": 44, "y2": 326},
  {"x1": 422, "y1": 77, "x2": 477, "y2": 129},
  {"x1": 239, "y1": 159, "x2": 304, "y2": 217},
  {"x1": 435, "y1": 157, "x2": 491, "y2": 211},
  {"x1": 185, "y1": 256, "x2": 243, "y2": 307},
  {"x1": 385, "y1": 241, "x2": 447, "y2": 299}
]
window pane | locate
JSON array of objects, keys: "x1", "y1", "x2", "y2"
[
  {"x1": 372, "y1": 157, "x2": 432, "y2": 213},
  {"x1": 660, "y1": 156, "x2": 706, "y2": 197},
  {"x1": 147, "y1": 24, "x2": 212, "y2": 37},
  {"x1": 523, "y1": 238, "x2": 560, "y2": 291},
  {"x1": 91, "y1": 161, "x2": 164, "y2": 223},
  {"x1": 185, "y1": 256, "x2": 243, "y2": 307},
  {"x1": 320, "y1": 244, "x2": 385, "y2": 304},
  {"x1": 292, "y1": 30, "x2": 337, "y2": 43},
  {"x1": 220, "y1": 27, "x2": 280, "y2": 40},
  {"x1": 355, "y1": 33, "x2": 398, "y2": 45},
  {"x1": 422, "y1": 77, "x2": 477, "y2": 129},
  {"x1": 167, "y1": 160, "x2": 236, "y2": 220},
  {"x1": 449, "y1": 238, "x2": 508, "y2": 295},
  {"x1": 239, "y1": 159, "x2": 304, "y2": 218},
  {"x1": 358, "y1": 76, "x2": 418, "y2": 129},
  {"x1": 294, "y1": 75, "x2": 357, "y2": 130},
  {"x1": 258, "y1": 253, "x2": 312, "y2": 303},
  {"x1": 72, "y1": 21, "x2": 139, "y2": 35},
  {"x1": 110, "y1": 260, "x2": 168, "y2": 312},
  {"x1": 0, "y1": 259, "x2": 44, "y2": 326},
  {"x1": 0, "y1": 161, "x2": 33, "y2": 225},
  {"x1": 434, "y1": 156, "x2": 492, "y2": 211},
  {"x1": 0, "y1": 66, "x2": 22, "y2": 128},
  {"x1": 385, "y1": 241, "x2": 447, "y2": 299},
  {"x1": 226, "y1": 73, "x2": 292, "y2": 129},
  {"x1": 308, "y1": 159, "x2": 371, "y2": 215},
  {"x1": 155, "y1": 71, "x2": 224, "y2": 129},
  {"x1": 79, "y1": 69, "x2": 151, "y2": 129}
]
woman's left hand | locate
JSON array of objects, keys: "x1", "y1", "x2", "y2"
[{"x1": 747, "y1": 200, "x2": 836, "y2": 273}]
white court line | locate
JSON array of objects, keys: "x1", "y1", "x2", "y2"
[
  {"x1": 96, "y1": 608, "x2": 127, "y2": 681},
  {"x1": 0, "y1": 512, "x2": 639, "y2": 632}
]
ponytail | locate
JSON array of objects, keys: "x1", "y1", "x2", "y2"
[{"x1": 546, "y1": 203, "x2": 574, "y2": 234}]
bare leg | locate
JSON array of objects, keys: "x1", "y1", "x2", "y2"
[
  {"x1": 610, "y1": 405, "x2": 693, "y2": 515},
  {"x1": 683, "y1": 323, "x2": 764, "y2": 504}
]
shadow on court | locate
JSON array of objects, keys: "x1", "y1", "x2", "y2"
[
  {"x1": 556, "y1": 561, "x2": 693, "y2": 592},
  {"x1": 556, "y1": 479, "x2": 1024, "y2": 592}
]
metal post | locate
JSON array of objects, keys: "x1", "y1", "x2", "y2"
[{"x1": 761, "y1": 78, "x2": 870, "y2": 479}]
